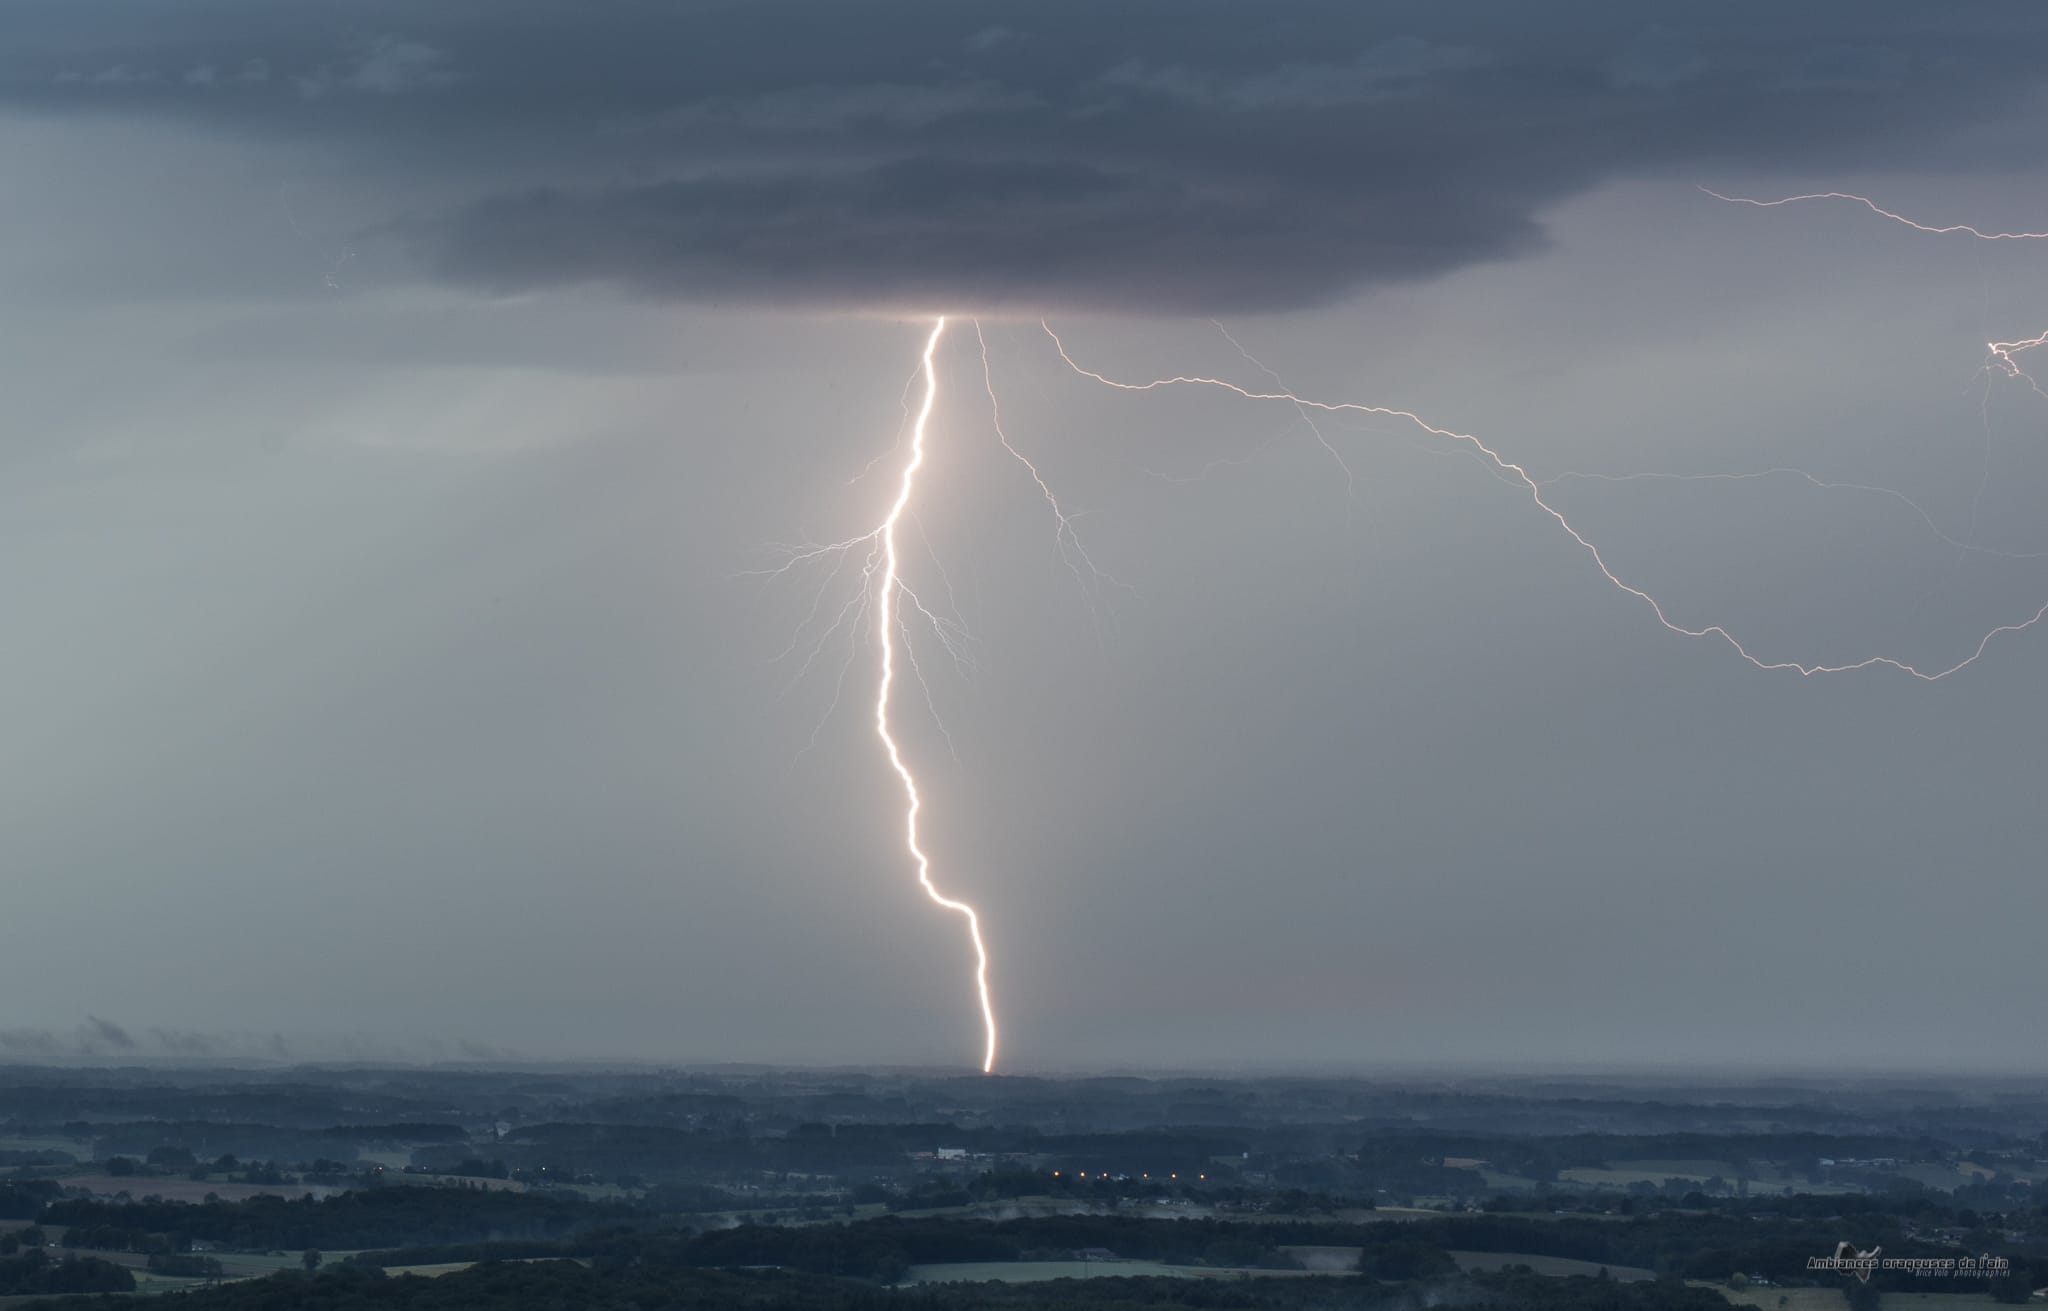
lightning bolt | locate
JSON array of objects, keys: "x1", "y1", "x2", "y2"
[
  {"x1": 875, "y1": 316, "x2": 997, "y2": 1074},
  {"x1": 749, "y1": 316, "x2": 996, "y2": 1070},
  {"x1": 1042, "y1": 320, "x2": 2048, "y2": 680},
  {"x1": 1702, "y1": 186, "x2": 2048, "y2": 397},
  {"x1": 1698, "y1": 186, "x2": 2048, "y2": 240},
  {"x1": 1987, "y1": 329, "x2": 2048, "y2": 401},
  {"x1": 973, "y1": 319, "x2": 1123, "y2": 630},
  {"x1": 765, "y1": 185, "x2": 2048, "y2": 1073}
]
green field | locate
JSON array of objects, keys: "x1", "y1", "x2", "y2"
[
  {"x1": 1480, "y1": 1169, "x2": 1538, "y2": 1191},
  {"x1": 886, "y1": 1198, "x2": 1401, "y2": 1227},
  {"x1": 382, "y1": 1262, "x2": 479, "y2": 1278},
  {"x1": 127, "y1": 1271, "x2": 215, "y2": 1294},
  {"x1": 1278, "y1": 1245, "x2": 1361, "y2": 1272},
  {"x1": 385, "y1": 1173, "x2": 525, "y2": 1194},
  {"x1": 1894, "y1": 1164, "x2": 2000, "y2": 1193},
  {"x1": 904, "y1": 1261, "x2": 1349, "y2": 1285},
  {"x1": 50, "y1": 1176, "x2": 345, "y2": 1205},
  {"x1": 1450, "y1": 1251, "x2": 1656, "y2": 1282},
  {"x1": 1702, "y1": 1283, "x2": 2009, "y2": 1311},
  {"x1": 906, "y1": 1261, "x2": 1201, "y2": 1284},
  {"x1": 1561, "y1": 1166, "x2": 1724, "y2": 1188},
  {"x1": 380, "y1": 1258, "x2": 579, "y2": 1279},
  {"x1": 212, "y1": 1252, "x2": 364, "y2": 1277},
  {"x1": 1618, "y1": 1160, "x2": 1741, "y2": 1176},
  {"x1": 0, "y1": 1137, "x2": 85, "y2": 1160},
  {"x1": 1558, "y1": 1162, "x2": 1858, "y2": 1196}
]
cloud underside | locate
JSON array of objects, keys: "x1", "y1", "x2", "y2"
[
  {"x1": 437, "y1": 163, "x2": 1544, "y2": 314},
  {"x1": 6, "y1": 1, "x2": 2048, "y2": 313}
]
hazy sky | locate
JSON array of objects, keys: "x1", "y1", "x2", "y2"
[{"x1": 4, "y1": 1, "x2": 2047, "y2": 1073}]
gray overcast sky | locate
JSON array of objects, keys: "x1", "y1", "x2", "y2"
[{"x1": 3, "y1": 1, "x2": 2046, "y2": 1073}]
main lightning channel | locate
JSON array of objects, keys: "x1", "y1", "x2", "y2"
[{"x1": 876, "y1": 316, "x2": 998, "y2": 1074}]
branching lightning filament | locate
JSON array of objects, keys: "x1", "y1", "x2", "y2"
[
  {"x1": 1042, "y1": 321, "x2": 2048, "y2": 680},
  {"x1": 875, "y1": 317, "x2": 997, "y2": 1074},
  {"x1": 1702, "y1": 186, "x2": 2048, "y2": 397}
]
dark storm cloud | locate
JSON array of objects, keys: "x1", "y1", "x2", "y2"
[
  {"x1": 5, "y1": 1, "x2": 2048, "y2": 312},
  {"x1": 438, "y1": 157, "x2": 1540, "y2": 314}
]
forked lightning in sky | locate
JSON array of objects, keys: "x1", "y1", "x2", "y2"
[
  {"x1": 1703, "y1": 187, "x2": 2048, "y2": 394},
  {"x1": 774, "y1": 186, "x2": 2047, "y2": 1073}
]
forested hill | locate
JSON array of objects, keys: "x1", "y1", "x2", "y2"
[
  {"x1": 38, "y1": 1187, "x2": 632, "y2": 1253},
  {"x1": 23, "y1": 1259, "x2": 1736, "y2": 1311}
]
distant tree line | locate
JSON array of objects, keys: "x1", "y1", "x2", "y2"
[
  {"x1": 321, "y1": 1125, "x2": 468, "y2": 1144},
  {"x1": 84, "y1": 1121, "x2": 357, "y2": 1166},
  {"x1": 0, "y1": 1248, "x2": 134, "y2": 1296},
  {"x1": 39, "y1": 1185, "x2": 635, "y2": 1253},
  {"x1": 19, "y1": 1256, "x2": 1738, "y2": 1311},
  {"x1": 0, "y1": 1179, "x2": 62, "y2": 1219}
]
